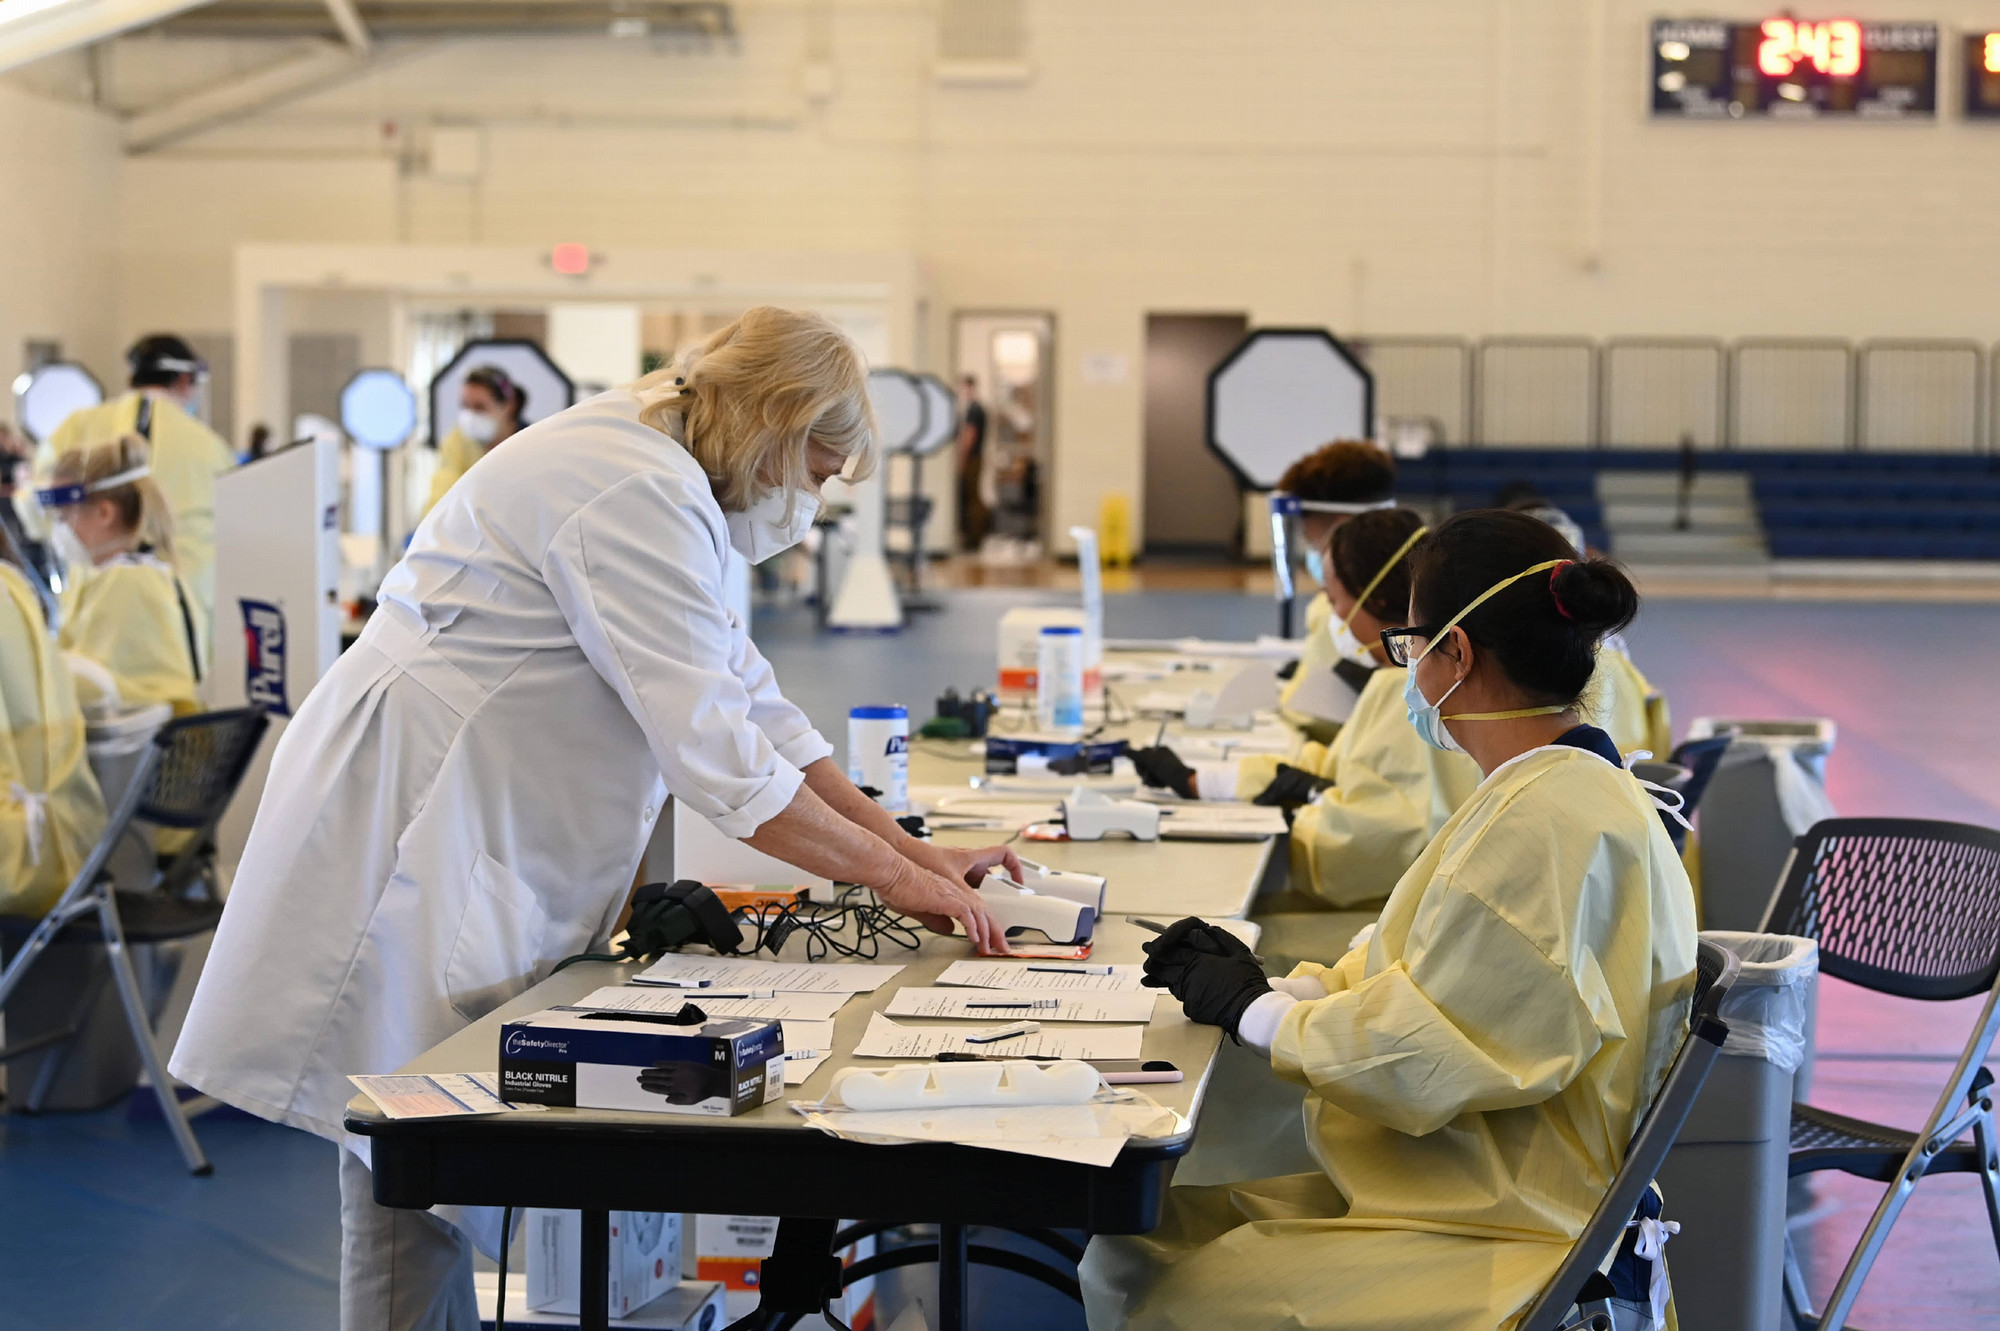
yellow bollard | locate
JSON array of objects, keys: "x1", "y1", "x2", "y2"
[{"x1": 1098, "y1": 492, "x2": 1134, "y2": 568}]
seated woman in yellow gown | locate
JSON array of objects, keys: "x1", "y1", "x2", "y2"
[
  {"x1": 1083, "y1": 509, "x2": 1699, "y2": 1331},
  {"x1": 40, "y1": 437, "x2": 202, "y2": 716},
  {"x1": 0, "y1": 553, "x2": 107, "y2": 917}
]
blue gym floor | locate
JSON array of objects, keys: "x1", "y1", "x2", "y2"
[{"x1": 3, "y1": 587, "x2": 1996, "y2": 1329}]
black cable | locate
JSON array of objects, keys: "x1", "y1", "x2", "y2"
[{"x1": 496, "y1": 1205, "x2": 513, "y2": 1331}]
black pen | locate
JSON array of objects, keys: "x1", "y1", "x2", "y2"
[{"x1": 1131, "y1": 916, "x2": 1266, "y2": 964}]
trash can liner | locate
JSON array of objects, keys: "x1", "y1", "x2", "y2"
[{"x1": 1700, "y1": 930, "x2": 1818, "y2": 1073}]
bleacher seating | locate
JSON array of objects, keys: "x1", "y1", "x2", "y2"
[{"x1": 1403, "y1": 448, "x2": 2000, "y2": 561}]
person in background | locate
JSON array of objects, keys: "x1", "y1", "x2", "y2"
[
  {"x1": 425, "y1": 365, "x2": 529, "y2": 514},
  {"x1": 0, "y1": 425, "x2": 56, "y2": 607},
  {"x1": 1085, "y1": 510, "x2": 1698, "y2": 1331},
  {"x1": 1501, "y1": 492, "x2": 1672, "y2": 760},
  {"x1": 39, "y1": 336, "x2": 232, "y2": 666},
  {"x1": 954, "y1": 373, "x2": 989, "y2": 552},
  {"x1": 39, "y1": 438, "x2": 202, "y2": 717},
  {"x1": 0, "y1": 545, "x2": 106, "y2": 919},
  {"x1": 1135, "y1": 509, "x2": 1482, "y2": 910},
  {"x1": 1274, "y1": 440, "x2": 1397, "y2": 743}
]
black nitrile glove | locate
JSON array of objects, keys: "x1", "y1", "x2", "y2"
[
  {"x1": 1130, "y1": 745, "x2": 1197, "y2": 799},
  {"x1": 1140, "y1": 917, "x2": 1270, "y2": 1034},
  {"x1": 1276, "y1": 658, "x2": 1301, "y2": 681},
  {"x1": 636, "y1": 1061, "x2": 729, "y2": 1106},
  {"x1": 1254, "y1": 763, "x2": 1333, "y2": 808}
]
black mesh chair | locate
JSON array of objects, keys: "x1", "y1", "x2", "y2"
[
  {"x1": 1516, "y1": 938, "x2": 1740, "y2": 1331},
  {"x1": 1755, "y1": 818, "x2": 2000, "y2": 1331},
  {"x1": 0, "y1": 707, "x2": 268, "y2": 1174}
]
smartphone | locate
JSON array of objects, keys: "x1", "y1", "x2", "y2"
[{"x1": 1093, "y1": 1059, "x2": 1183, "y2": 1085}]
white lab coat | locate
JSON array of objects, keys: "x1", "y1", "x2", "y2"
[{"x1": 170, "y1": 389, "x2": 833, "y2": 1146}]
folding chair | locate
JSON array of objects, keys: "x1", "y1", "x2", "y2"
[
  {"x1": 1516, "y1": 937, "x2": 1741, "y2": 1331},
  {"x1": 1756, "y1": 817, "x2": 2000, "y2": 1331},
  {"x1": 0, "y1": 707, "x2": 269, "y2": 1175}
]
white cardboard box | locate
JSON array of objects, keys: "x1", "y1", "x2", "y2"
[
  {"x1": 526, "y1": 1210, "x2": 682, "y2": 1319},
  {"x1": 477, "y1": 1273, "x2": 725, "y2": 1329}
]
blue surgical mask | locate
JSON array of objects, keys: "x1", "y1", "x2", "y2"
[
  {"x1": 1404, "y1": 663, "x2": 1468, "y2": 754},
  {"x1": 1303, "y1": 548, "x2": 1326, "y2": 586}
]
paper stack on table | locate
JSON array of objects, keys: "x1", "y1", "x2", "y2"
[
  {"x1": 633, "y1": 956, "x2": 903, "y2": 993},
  {"x1": 351, "y1": 1073, "x2": 542, "y2": 1119},
  {"x1": 936, "y1": 960, "x2": 1146, "y2": 993},
  {"x1": 885, "y1": 988, "x2": 1159, "y2": 1023},
  {"x1": 795, "y1": 1091, "x2": 1185, "y2": 1167},
  {"x1": 571, "y1": 986, "x2": 850, "y2": 1022},
  {"x1": 852, "y1": 1013, "x2": 1145, "y2": 1062}
]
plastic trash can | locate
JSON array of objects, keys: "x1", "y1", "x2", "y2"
[
  {"x1": 1685, "y1": 719, "x2": 1836, "y2": 933},
  {"x1": 1656, "y1": 930, "x2": 1819, "y2": 1331}
]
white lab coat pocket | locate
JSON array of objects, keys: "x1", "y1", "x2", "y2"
[{"x1": 444, "y1": 852, "x2": 552, "y2": 1023}]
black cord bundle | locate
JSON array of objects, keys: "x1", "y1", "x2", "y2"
[{"x1": 743, "y1": 888, "x2": 925, "y2": 961}]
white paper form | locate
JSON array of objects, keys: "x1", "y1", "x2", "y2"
[
  {"x1": 633, "y1": 956, "x2": 902, "y2": 994},
  {"x1": 350, "y1": 1073, "x2": 541, "y2": 1120},
  {"x1": 885, "y1": 988, "x2": 1159, "y2": 1024},
  {"x1": 935, "y1": 960, "x2": 1146, "y2": 993},
  {"x1": 853, "y1": 1013, "x2": 1145, "y2": 1062},
  {"x1": 797, "y1": 1095, "x2": 1185, "y2": 1167},
  {"x1": 781, "y1": 1019, "x2": 837, "y2": 1085},
  {"x1": 569, "y1": 986, "x2": 850, "y2": 1022},
  {"x1": 1156, "y1": 804, "x2": 1288, "y2": 840}
]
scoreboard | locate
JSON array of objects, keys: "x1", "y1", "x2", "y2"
[
  {"x1": 1971, "y1": 31, "x2": 2000, "y2": 118},
  {"x1": 1652, "y1": 18, "x2": 1938, "y2": 118}
]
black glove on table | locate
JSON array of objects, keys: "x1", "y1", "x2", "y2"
[
  {"x1": 1130, "y1": 746, "x2": 1197, "y2": 799},
  {"x1": 1253, "y1": 762, "x2": 1333, "y2": 808},
  {"x1": 1140, "y1": 916, "x2": 1272, "y2": 1036}
]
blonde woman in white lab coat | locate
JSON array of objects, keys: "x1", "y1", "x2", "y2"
[
  {"x1": 1085, "y1": 509, "x2": 1698, "y2": 1331},
  {"x1": 173, "y1": 308, "x2": 1015, "y2": 1331}
]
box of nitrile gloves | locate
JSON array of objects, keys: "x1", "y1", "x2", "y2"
[{"x1": 498, "y1": 1008, "x2": 784, "y2": 1116}]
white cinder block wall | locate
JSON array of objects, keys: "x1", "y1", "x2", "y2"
[{"x1": 4, "y1": 0, "x2": 2000, "y2": 542}]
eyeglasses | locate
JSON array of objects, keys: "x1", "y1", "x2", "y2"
[{"x1": 1378, "y1": 626, "x2": 1441, "y2": 668}]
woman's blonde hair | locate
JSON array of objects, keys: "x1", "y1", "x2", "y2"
[
  {"x1": 632, "y1": 306, "x2": 877, "y2": 513},
  {"x1": 51, "y1": 435, "x2": 177, "y2": 563}
]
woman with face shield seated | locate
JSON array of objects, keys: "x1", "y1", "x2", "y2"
[
  {"x1": 1132, "y1": 508, "x2": 1482, "y2": 911},
  {"x1": 0, "y1": 544, "x2": 107, "y2": 919},
  {"x1": 1083, "y1": 509, "x2": 1699, "y2": 1331},
  {"x1": 171, "y1": 307, "x2": 1014, "y2": 1331},
  {"x1": 39, "y1": 438, "x2": 203, "y2": 717},
  {"x1": 1271, "y1": 441, "x2": 1398, "y2": 744}
]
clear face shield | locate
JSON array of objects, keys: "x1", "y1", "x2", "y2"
[{"x1": 1268, "y1": 492, "x2": 1395, "y2": 635}]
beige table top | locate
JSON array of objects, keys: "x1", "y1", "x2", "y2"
[
  {"x1": 906, "y1": 649, "x2": 1291, "y2": 922},
  {"x1": 345, "y1": 915, "x2": 1223, "y2": 1141}
]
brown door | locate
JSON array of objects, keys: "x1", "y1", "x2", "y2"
[{"x1": 1144, "y1": 313, "x2": 1248, "y2": 554}]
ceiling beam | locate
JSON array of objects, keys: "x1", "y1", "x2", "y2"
[
  {"x1": 0, "y1": 0, "x2": 213, "y2": 75},
  {"x1": 122, "y1": 38, "x2": 363, "y2": 152}
]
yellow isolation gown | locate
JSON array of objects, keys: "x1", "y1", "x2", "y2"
[
  {"x1": 58, "y1": 553, "x2": 202, "y2": 716},
  {"x1": 1277, "y1": 593, "x2": 1344, "y2": 744},
  {"x1": 41, "y1": 391, "x2": 234, "y2": 658},
  {"x1": 1243, "y1": 668, "x2": 1483, "y2": 910},
  {"x1": 0, "y1": 565, "x2": 108, "y2": 917},
  {"x1": 425, "y1": 427, "x2": 487, "y2": 514},
  {"x1": 1082, "y1": 745, "x2": 1699, "y2": 1331},
  {"x1": 1590, "y1": 642, "x2": 1672, "y2": 761}
]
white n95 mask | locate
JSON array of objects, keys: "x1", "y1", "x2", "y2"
[
  {"x1": 726, "y1": 488, "x2": 819, "y2": 564},
  {"x1": 458, "y1": 409, "x2": 500, "y2": 446},
  {"x1": 1328, "y1": 616, "x2": 1375, "y2": 668}
]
